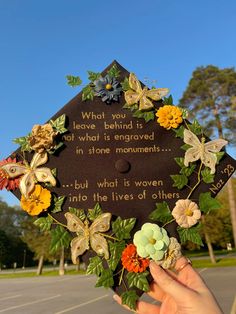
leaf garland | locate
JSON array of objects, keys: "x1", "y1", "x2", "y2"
[
  {"x1": 95, "y1": 269, "x2": 114, "y2": 288},
  {"x1": 199, "y1": 192, "x2": 221, "y2": 214},
  {"x1": 87, "y1": 256, "x2": 104, "y2": 276},
  {"x1": 66, "y1": 75, "x2": 82, "y2": 87},
  {"x1": 121, "y1": 290, "x2": 139, "y2": 311},
  {"x1": 126, "y1": 271, "x2": 150, "y2": 292},
  {"x1": 112, "y1": 216, "x2": 136, "y2": 240},
  {"x1": 50, "y1": 226, "x2": 72, "y2": 253},
  {"x1": 177, "y1": 224, "x2": 203, "y2": 246},
  {"x1": 87, "y1": 203, "x2": 102, "y2": 221},
  {"x1": 149, "y1": 202, "x2": 172, "y2": 224},
  {"x1": 107, "y1": 241, "x2": 126, "y2": 271},
  {"x1": 34, "y1": 216, "x2": 53, "y2": 232}
]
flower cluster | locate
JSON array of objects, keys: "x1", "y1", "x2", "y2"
[
  {"x1": 133, "y1": 223, "x2": 170, "y2": 261},
  {"x1": 156, "y1": 105, "x2": 183, "y2": 129},
  {"x1": 172, "y1": 199, "x2": 201, "y2": 228},
  {"x1": 28, "y1": 123, "x2": 58, "y2": 153},
  {"x1": 121, "y1": 244, "x2": 149, "y2": 273},
  {"x1": 0, "y1": 157, "x2": 20, "y2": 191},
  {"x1": 94, "y1": 74, "x2": 122, "y2": 104},
  {"x1": 21, "y1": 184, "x2": 51, "y2": 216},
  {"x1": 121, "y1": 222, "x2": 182, "y2": 274},
  {"x1": 157, "y1": 237, "x2": 182, "y2": 269},
  {"x1": 0, "y1": 115, "x2": 66, "y2": 216}
]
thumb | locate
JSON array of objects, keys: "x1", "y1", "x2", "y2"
[{"x1": 149, "y1": 261, "x2": 191, "y2": 302}]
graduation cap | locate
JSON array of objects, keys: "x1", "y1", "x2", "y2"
[{"x1": 1, "y1": 60, "x2": 235, "y2": 310}]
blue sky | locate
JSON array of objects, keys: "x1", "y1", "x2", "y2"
[{"x1": 0, "y1": 0, "x2": 236, "y2": 205}]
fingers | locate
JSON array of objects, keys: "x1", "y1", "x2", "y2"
[
  {"x1": 147, "y1": 280, "x2": 166, "y2": 301},
  {"x1": 174, "y1": 256, "x2": 192, "y2": 273},
  {"x1": 149, "y1": 261, "x2": 191, "y2": 302},
  {"x1": 113, "y1": 294, "x2": 160, "y2": 314}
]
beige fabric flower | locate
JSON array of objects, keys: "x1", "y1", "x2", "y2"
[
  {"x1": 158, "y1": 237, "x2": 182, "y2": 269},
  {"x1": 172, "y1": 199, "x2": 201, "y2": 228},
  {"x1": 29, "y1": 124, "x2": 57, "y2": 153}
]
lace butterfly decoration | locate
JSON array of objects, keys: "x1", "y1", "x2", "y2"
[
  {"x1": 65, "y1": 212, "x2": 112, "y2": 264},
  {"x1": 124, "y1": 73, "x2": 169, "y2": 110},
  {"x1": 183, "y1": 129, "x2": 228, "y2": 174},
  {"x1": 0, "y1": 152, "x2": 56, "y2": 198}
]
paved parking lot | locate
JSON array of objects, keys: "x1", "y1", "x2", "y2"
[{"x1": 0, "y1": 267, "x2": 235, "y2": 314}]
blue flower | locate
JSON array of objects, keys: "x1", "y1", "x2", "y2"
[{"x1": 94, "y1": 74, "x2": 122, "y2": 104}]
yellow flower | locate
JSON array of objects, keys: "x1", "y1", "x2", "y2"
[
  {"x1": 156, "y1": 105, "x2": 183, "y2": 129},
  {"x1": 21, "y1": 184, "x2": 51, "y2": 216}
]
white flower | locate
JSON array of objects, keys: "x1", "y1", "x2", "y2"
[
  {"x1": 158, "y1": 237, "x2": 182, "y2": 269},
  {"x1": 172, "y1": 199, "x2": 201, "y2": 228}
]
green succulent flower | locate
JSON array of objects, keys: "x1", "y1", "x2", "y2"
[{"x1": 133, "y1": 223, "x2": 170, "y2": 261}]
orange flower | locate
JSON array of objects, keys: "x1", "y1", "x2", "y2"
[
  {"x1": 156, "y1": 105, "x2": 183, "y2": 129},
  {"x1": 21, "y1": 184, "x2": 51, "y2": 216},
  {"x1": 121, "y1": 244, "x2": 149, "y2": 273},
  {"x1": 0, "y1": 157, "x2": 20, "y2": 191}
]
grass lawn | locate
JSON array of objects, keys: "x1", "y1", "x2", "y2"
[
  {"x1": 192, "y1": 257, "x2": 236, "y2": 268},
  {"x1": 0, "y1": 269, "x2": 86, "y2": 279},
  {"x1": 0, "y1": 257, "x2": 235, "y2": 279}
]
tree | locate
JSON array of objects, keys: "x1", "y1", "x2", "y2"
[
  {"x1": 0, "y1": 199, "x2": 33, "y2": 268},
  {"x1": 179, "y1": 65, "x2": 236, "y2": 250},
  {"x1": 21, "y1": 218, "x2": 52, "y2": 275},
  {"x1": 179, "y1": 65, "x2": 236, "y2": 142}
]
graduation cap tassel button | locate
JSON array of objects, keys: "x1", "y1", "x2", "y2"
[{"x1": 115, "y1": 159, "x2": 131, "y2": 173}]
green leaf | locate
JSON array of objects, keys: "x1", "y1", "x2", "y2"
[
  {"x1": 95, "y1": 269, "x2": 114, "y2": 288},
  {"x1": 127, "y1": 271, "x2": 150, "y2": 292},
  {"x1": 87, "y1": 71, "x2": 101, "y2": 82},
  {"x1": 51, "y1": 168, "x2": 57, "y2": 177},
  {"x1": 132, "y1": 109, "x2": 155, "y2": 122},
  {"x1": 107, "y1": 241, "x2": 126, "y2": 271},
  {"x1": 121, "y1": 77, "x2": 130, "y2": 91},
  {"x1": 174, "y1": 157, "x2": 185, "y2": 168},
  {"x1": 123, "y1": 103, "x2": 138, "y2": 112},
  {"x1": 34, "y1": 216, "x2": 53, "y2": 232},
  {"x1": 177, "y1": 224, "x2": 203, "y2": 246},
  {"x1": 163, "y1": 95, "x2": 173, "y2": 105},
  {"x1": 174, "y1": 156, "x2": 196, "y2": 176},
  {"x1": 86, "y1": 256, "x2": 104, "y2": 276},
  {"x1": 48, "y1": 142, "x2": 64, "y2": 154},
  {"x1": 68, "y1": 207, "x2": 86, "y2": 221},
  {"x1": 112, "y1": 217, "x2": 136, "y2": 240},
  {"x1": 50, "y1": 226, "x2": 71, "y2": 253},
  {"x1": 170, "y1": 174, "x2": 188, "y2": 189},
  {"x1": 181, "y1": 143, "x2": 192, "y2": 151},
  {"x1": 180, "y1": 164, "x2": 196, "y2": 177},
  {"x1": 121, "y1": 290, "x2": 139, "y2": 311},
  {"x1": 181, "y1": 108, "x2": 189, "y2": 119},
  {"x1": 173, "y1": 125, "x2": 185, "y2": 139},
  {"x1": 201, "y1": 168, "x2": 215, "y2": 184},
  {"x1": 51, "y1": 195, "x2": 66, "y2": 213},
  {"x1": 50, "y1": 114, "x2": 67, "y2": 134},
  {"x1": 216, "y1": 151, "x2": 225, "y2": 164},
  {"x1": 13, "y1": 135, "x2": 31, "y2": 151},
  {"x1": 87, "y1": 203, "x2": 102, "y2": 221},
  {"x1": 199, "y1": 192, "x2": 221, "y2": 214},
  {"x1": 66, "y1": 75, "x2": 82, "y2": 87},
  {"x1": 149, "y1": 201, "x2": 172, "y2": 224},
  {"x1": 82, "y1": 85, "x2": 94, "y2": 101},
  {"x1": 107, "y1": 64, "x2": 120, "y2": 78},
  {"x1": 189, "y1": 119, "x2": 202, "y2": 135}
]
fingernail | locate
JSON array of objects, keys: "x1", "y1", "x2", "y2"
[
  {"x1": 149, "y1": 261, "x2": 161, "y2": 273},
  {"x1": 113, "y1": 294, "x2": 119, "y2": 302}
]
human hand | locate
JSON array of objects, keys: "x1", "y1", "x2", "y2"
[{"x1": 113, "y1": 257, "x2": 222, "y2": 314}]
